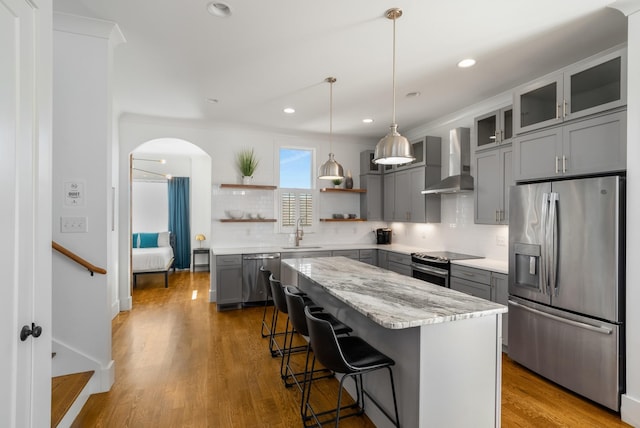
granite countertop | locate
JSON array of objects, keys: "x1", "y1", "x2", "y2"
[
  {"x1": 211, "y1": 243, "x2": 426, "y2": 256},
  {"x1": 452, "y1": 258, "x2": 508, "y2": 274},
  {"x1": 283, "y1": 256, "x2": 506, "y2": 330}
]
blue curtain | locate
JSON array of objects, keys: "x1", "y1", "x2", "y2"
[{"x1": 168, "y1": 177, "x2": 191, "y2": 269}]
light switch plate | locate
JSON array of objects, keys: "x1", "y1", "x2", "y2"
[{"x1": 61, "y1": 216, "x2": 88, "y2": 233}]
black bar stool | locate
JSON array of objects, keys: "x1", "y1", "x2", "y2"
[
  {"x1": 259, "y1": 266, "x2": 275, "y2": 338},
  {"x1": 283, "y1": 285, "x2": 352, "y2": 408},
  {"x1": 268, "y1": 275, "x2": 314, "y2": 363},
  {"x1": 303, "y1": 306, "x2": 400, "y2": 428}
]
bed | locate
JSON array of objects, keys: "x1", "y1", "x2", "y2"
[{"x1": 132, "y1": 231, "x2": 175, "y2": 288}]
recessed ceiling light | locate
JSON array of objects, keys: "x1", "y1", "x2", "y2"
[
  {"x1": 406, "y1": 91, "x2": 421, "y2": 98},
  {"x1": 457, "y1": 58, "x2": 476, "y2": 68},
  {"x1": 283, "y1": 107, "x2": 295, "y2": 114},
  {"x1": 206, "y1": 98, "x2": 219, "y2": 104},
  {"x1": 362, "y1": 118, "x2": 374, "y2": 124},
  {"x1": 207, "y1": 2, "x2": 232, "y2": 17}
]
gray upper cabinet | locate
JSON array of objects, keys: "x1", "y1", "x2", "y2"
[
  {"x1": 474, "y1": 144, "x2": 513, "y2": 225},
  {"x1": 383, "y1": 173, "x2": 395, "y2": 222},
  {"x1": 475, "y1": 106, "x2": 513, "y2": 151},
  {"x1": 360, "y1": 174, "x2": 382, "y2": 221},
  {"x1": 514, "y1": 47, "x2": 626, "y2": 135},
  {"x1": 395, "y1": 137, "x2": 427, "y2": 170},
  {"x1": 513, "y1": 110, "x2": 626, "y2": 182},
  {"x1": 360, "y1": 150, "x2": 382, "y2": 174},
  {"x1": 382, "y1": 136, "x2": 441, "y2": 223}
]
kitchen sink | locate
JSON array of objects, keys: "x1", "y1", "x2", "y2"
[{"x1": 281, "y1": 246, "x2": 323, "y2": 250}]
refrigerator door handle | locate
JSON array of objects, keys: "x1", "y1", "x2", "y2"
[
  {"x1": 548, "y1": 192, "x2": 559, "y2": 296},
  {"x1": 509, "y1": 300, "x2": 613, "y2": 335},
  {"x1": 540, "y1": 193, "x2": 550, "y2": 295}
]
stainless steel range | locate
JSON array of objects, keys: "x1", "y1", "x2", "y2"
[{"x1": 411, "y1": 251, "x2": 483, "y2": 288}]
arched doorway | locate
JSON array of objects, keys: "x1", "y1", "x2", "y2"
[{"x1": 128, "y1": 138, "x2": 211, "y2": 299}]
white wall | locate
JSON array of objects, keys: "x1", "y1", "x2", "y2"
[
  {"x1": 619, "y1": 2, "x2": 640, "y2": 426},
  {"x1": 52, "y1": 13, "x2": 123, "y2": 391},
  {"x1": 132, "y1": 181, "x2": 168, "y2": 232}
]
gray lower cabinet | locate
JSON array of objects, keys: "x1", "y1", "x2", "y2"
[
  {"x1": 281, "y1": 251, "x2": 332, "y2": 259},
  {"x1": 358, "y1": 249, "x2": 377, "y2": 266},
  {"x1": 513, "y1": 110, "x2": 626, "y2": 182},
  {"x1": 360, "y1": 174, "x2": 382, "y2": 221},
  {"x1": 450, "y1": 265, "x2": 508, "y2": 347},
  {"x1": 491, "y1": 273, "x2": 508, "y2": 347},
  {"x1": 331, "y1": 249, "x2": 359, "y2": 260},
  {"x1": 474, "y1": 145, "x2": 513, "y2": 225},
  {"x1": 387, "y1": 251, "x2": 412, "y2": 276},
  {"x1": 214, "y1": 254, "x2": 243, "y2": 308},
  {"x1": 377, "y1": 250, "x2": 389, "y2": 270}
]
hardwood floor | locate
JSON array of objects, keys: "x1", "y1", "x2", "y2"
[{"x1": 72, "y1": 271, "x2": 630, "y2": 427}]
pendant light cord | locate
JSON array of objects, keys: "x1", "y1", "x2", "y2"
[
  {"x1": 325, "y1": 76, "x2": 336, "y2": 153},
  {"x1": 392, "y1": 14, "x2": 397, "y2": 126}
]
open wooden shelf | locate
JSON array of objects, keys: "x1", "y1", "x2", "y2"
[
  {"x1": 320, "y1": 188, "x2": 366, "y2": 193},
  {"x1": 219, "y1": 184, "x2": 277, "y2": 190},
  {"x1": 220, "y1": 219, "x2": 277, "y2": 223},
  {"x1": 319, "y1": 218, "x2": 366, "y2": 222}
]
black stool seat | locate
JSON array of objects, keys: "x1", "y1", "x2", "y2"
[{"x1": 337, "y1": 336, "x2": 394, "y2": 371}]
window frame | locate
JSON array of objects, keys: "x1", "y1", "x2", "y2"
[{"x1": 277, "y1": 146, "x2": 318, "y2": 234}]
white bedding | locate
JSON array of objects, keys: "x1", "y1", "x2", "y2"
[{"x1": 132, "y1": 246, "x2": 174, "y2": 272}]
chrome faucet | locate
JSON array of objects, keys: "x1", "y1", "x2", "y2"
[{"x1": 294, "y1": 217, "x2": 304, "y2": 247}]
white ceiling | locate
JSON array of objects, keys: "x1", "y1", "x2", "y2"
[{"x1": 52, "y1": 0, "x2": 627, "y2": 139}]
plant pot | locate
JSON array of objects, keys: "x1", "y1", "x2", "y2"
[{"x1": 242, "y1": 176, "x2": 253, "y2": 185}]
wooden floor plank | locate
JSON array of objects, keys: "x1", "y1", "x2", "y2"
[{"x1": 72, "y1": 271, "x2": 630, "y2": 427}]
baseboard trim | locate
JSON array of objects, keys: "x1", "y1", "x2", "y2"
[
  {"x1": 621, "y1": 394, "x2": 640, "y2": 426},
  {"x1": 120, "y1": 295, "x2": 132, "y2": 311},
  {"x1": 111, "y1": 299, "x2": 120, "y2": 319}
]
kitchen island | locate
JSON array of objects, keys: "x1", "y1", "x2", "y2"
[{"x1": 281, "y1": 256, "x2": 507, "y2": 428}]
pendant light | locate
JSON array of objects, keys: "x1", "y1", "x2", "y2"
[
  {"x1": 318, "y1": 77, "x2": 344, "y2": 180},
  {"x1": 373, "y1": 8, "x2": 415, "y2": 165}
]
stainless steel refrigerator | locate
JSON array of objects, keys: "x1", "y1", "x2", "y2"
[{"x1": 508, "y1": 175, "x2": 625, "y2": 411}]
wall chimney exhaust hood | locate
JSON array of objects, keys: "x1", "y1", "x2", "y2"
[{"x1": 421, "y1": 127, "x2": 473, "y2": 194}]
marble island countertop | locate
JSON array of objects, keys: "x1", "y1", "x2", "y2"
[{"x1": 283, "y1": 256, "x2": 507, "y2": 329}]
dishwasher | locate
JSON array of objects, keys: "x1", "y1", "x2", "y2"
[{"x1": 242, "y1": 253, "x2": 281, "y2": 306}]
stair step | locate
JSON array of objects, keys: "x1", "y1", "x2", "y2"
[{"x1": 51, "y1": 371, "x2": 94, "y2": 428}]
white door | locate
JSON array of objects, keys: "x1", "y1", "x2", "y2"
[{"x1": 0, "y1": 1, "x2": 52, "y2": 427}]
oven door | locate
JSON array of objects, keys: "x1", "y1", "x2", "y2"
[{"x1": 411, "y1": 263, "x2": 449, "y2": 287}]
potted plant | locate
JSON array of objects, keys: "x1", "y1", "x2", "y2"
[
  {"x1": 236, "y1": 148, "x2": 259, "y2": 184},
  {"x1": 332, "y1": 178, "x2": 343, "y2": 188}
]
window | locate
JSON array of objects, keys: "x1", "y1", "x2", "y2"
[{"x1": 279, "y1": 147, "x2": 317, "y2": 232}]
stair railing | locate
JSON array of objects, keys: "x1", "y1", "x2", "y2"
[{"x1": 52, "y1": 241, "x2": 107, "y2": 276}]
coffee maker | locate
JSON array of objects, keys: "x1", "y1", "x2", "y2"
[{"x1": 376, "y1": 228, "x2": 392, "y2": 244}]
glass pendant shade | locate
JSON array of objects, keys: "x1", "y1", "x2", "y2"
[
  {"x1": 373, "y1": 123, "x2": 415, "y2": 165},
  {"x1": 318, "y1": 153, "x2": 344, "y2": 180}
]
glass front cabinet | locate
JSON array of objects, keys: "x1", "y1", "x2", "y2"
[
  {"x1": 475, "y1": 106, "x2": 513, "y2": 151},
  {"x1": 514, "y1": 47, "x2": 626, "y2": 134}
]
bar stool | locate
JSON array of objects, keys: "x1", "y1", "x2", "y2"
[
  {"x1": 284, "y1": 286, "x2": 352, "y2": 417},
  {"x1": 303, "y1": 306, "x2": 400, "y2": 428},
  {"x1": 268, "y1": 275, "x2": 314, "y2": 362},
  {"x1": 259, "y1": 266, "x2": 275, "y2": 338}
]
